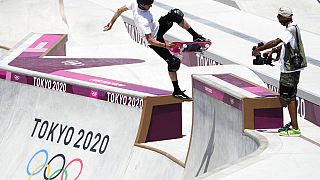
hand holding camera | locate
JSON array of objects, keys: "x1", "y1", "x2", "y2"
[{"x1": 252, "y1": 42, "x2": 275, "y2": 66}]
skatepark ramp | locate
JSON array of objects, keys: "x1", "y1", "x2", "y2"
[
  {"x1": 0, "y1": 32, "x2": 277, "y2": 179},
  {"x1": 0, "y1": 0, "x2": 292, "y2": 178},
  {"x1": 0, "y1": 33, "x2": 186, "y2": 179},
  {"x1": 0, "y1": 79, "x2": 141, "y2": 179},
  {"x1": 0, "y1": 78, "x2": 185, "y2": 179},
  {"x1": 180, "y1": 73, "x2": 279, "y2": 179}
]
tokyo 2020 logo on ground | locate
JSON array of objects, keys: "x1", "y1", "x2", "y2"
[{"x1": 26, "y1": 149, "x2": 83, "y2": 180}]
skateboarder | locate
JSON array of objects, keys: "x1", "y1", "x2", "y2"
[{"x1": 103, "y1": 0, "x2": 209, "y2": 100}]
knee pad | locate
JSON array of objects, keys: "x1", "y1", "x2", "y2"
[
  {"x1": 166, "y1": 56, "x2": 181, "y2": 72},
  {"x1": 158, "y1": 16, "x2": 173, "y2": 29},
  {"x1": 168, "y1": 8, "x2": 184, "y2": 23}
]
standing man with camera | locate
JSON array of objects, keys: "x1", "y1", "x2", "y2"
[{"x1": 252, "y1": 7, "x2": 307, "y2": 136}]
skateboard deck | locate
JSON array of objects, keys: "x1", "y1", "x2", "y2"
[{"x1": 169, "y1": 41, "x2": 211, "y2": 54}]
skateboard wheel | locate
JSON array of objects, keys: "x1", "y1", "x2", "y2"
[
  {"x1": 205, "y1": 44, "x2": 210, "y2": 48},
  {"x1": 182, "y1": 44, "x2": 187, "y2": 48}
]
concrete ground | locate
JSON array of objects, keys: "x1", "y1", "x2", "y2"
[{"x1": 0, "y1": 0, "x2": 320, "y2": 179}]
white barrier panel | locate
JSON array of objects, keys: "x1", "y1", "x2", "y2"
[{"x1": 0, "y1": 79, "x2": 141, "y2": 179}]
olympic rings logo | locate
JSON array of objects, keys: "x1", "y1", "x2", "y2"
[
  {"x1": 27, "y1": 149, "x2": 83, "y2": 179},
  {"x1": 13, "y1": 74, "x2": 20, "y2": 81},
  {"x1": 90, "y1": 90, "x2": 98, "y2": 97},
  {"x1": 61, "y1": 60, "x2": 85, "y2": 66}
]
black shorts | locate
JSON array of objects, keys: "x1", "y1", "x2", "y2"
[
  {"x1": 148, "y1": 44, "x2": 172, "y2": 60},
  {"x1": 156, "y1": 9, "x2": 184, "y2": 43},
  {"x1": 149, "y1": 9, "x2": 184, "y2": 66},
  {"x1": 279, "y1": 71, "x2": 300, "y2": 103}
]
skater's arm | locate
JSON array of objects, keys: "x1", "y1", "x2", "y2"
[
  {"x1": 146, "y1": 34, "x2": 174, "y2": 49},
  {"x1": 103, "y1": 5, "x2": 128, "y2": 31},
  {"x1": 146, "y1": 34, "x2": 166, "y2": 48}
]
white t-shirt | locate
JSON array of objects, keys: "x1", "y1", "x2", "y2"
[
  {"x1": 278, "y1": 23, "x2": 299, "y2": 73},
  {"x1": 126, "y1": 0, "x2": 159, "y2": 45}
]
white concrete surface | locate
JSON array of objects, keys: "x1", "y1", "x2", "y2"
[
  {"x1": 183, "y1": 80, "x2": 259, "y2": 179},
  {"x1": 0, "y1": 0, "x2": 67, "y2": 47},
  {"x1": 235, "y1": 0, "x2": 320, "y2": 35},
  {"x1": 197, "y1": 118, "x2": 320, "y2": 180},
  {"x1": 0, "y1": 0, "x2": 320, "y2": 179},
  {"x1": 0, "y1": 79, "x2": 142, "y2": 179}
]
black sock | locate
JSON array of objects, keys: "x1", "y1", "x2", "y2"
[
  {"x1": 187, "y1": 27, "x2": 199, "y2": 38},
  {"x1": 172, "y1": 80, "x2": 180, "y2": 92}
]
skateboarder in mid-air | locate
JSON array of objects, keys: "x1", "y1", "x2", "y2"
[{"x1": 103, "y1": 0, "x2": 209, "y2": 100}]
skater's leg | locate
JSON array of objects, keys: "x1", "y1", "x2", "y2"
[
  {"x1": 166, "y1": 8, "x2": 209, "y2": 41},
  {"x1": 148, "y1": 45, "x2": 190, "y2": 99},
  {"x1": 170, "y1": 71, "x2": 192, "y2": 100},
  {"x1": 169, "y1": 72, "x2": 177, "y2": 81},
  {"x1": 178, "y1": 19, "x2": 190, "y2": 30}
]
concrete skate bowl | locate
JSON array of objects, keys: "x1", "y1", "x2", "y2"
[
  {"x1": 125, "y1": 72, "x2": 273, "y2": 180},
  {"x1": 0, "y1": 79, "x2": 142, "y2": 179},
  {"x1": 0, "y1": 1, "x2": 271, "y2": 178},
  {"x1": 0, "y1": 31, "x2": 188, "y2": 179},
  {"x1": 180, "y1": 74, "x2": 273, "y2": 180},
  {"x1": 0, "y1": 77, "x2": 188, "y2": 179},
  {"x1": 0, "y1": 33, "x2": 272, "y2": 179},
  {"x1": 0, "y1": 71, "x2": 271, "y2": 180}
]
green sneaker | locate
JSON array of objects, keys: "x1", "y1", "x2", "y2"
[
  {"x1": 278, "y1": 122, "x2": 292, "y2": 132},
  {"x1": 279, "y1": 128, "x2": 301, "y2": 137}
]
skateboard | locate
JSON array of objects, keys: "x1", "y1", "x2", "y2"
[{"x1": 169, "y1": 41, "x2": 211, "y2": 54}]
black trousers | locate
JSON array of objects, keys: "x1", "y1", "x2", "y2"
[{"x1": 149, "y1": 11, "x2": 184, "y2": 61}]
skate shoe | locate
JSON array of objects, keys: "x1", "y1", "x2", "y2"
[
  {"x1": 279, "y1": 128, "x2": 301, "y2": 137},
  {"x1": 193, "y1": 34, "x2": 210, "y2": 42},
  {"x1": 278, "y1": 122, "x2": 292, "y2": 132},
  {"x1": 172, "y1": 90, "x2": 193, "y2": 101}
]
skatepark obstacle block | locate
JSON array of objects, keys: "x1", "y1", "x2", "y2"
[
  {"x1": 192, "y1": 73, "x2": 283, "y2": 130},
  {"x1": 137, "y1": 95, "x2": 184, "y2": 143}
]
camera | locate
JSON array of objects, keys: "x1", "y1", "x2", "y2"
[
  {"x1": 253, "y1": 54, "x2": 273, "y2": 66},
  {"x1": 291, "y1": 52, "x2": 302, "y2": 68},
  {"x1": 252, "y1": 42, "x2": 274, "y2": 66}
]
